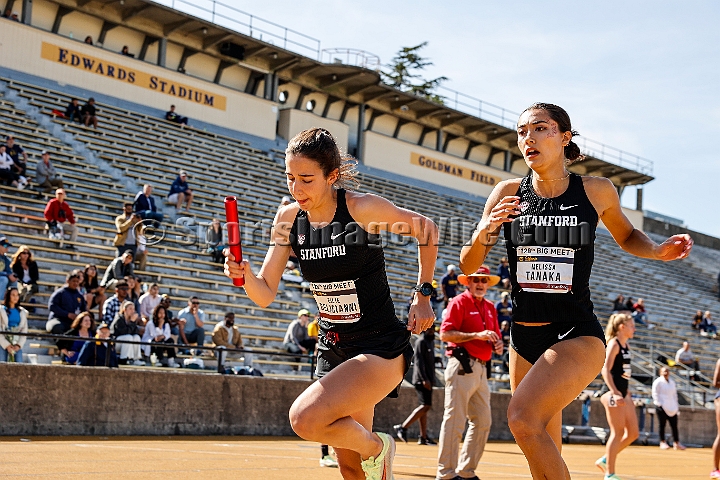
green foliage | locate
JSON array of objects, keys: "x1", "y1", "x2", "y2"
[{"x1": 380, "y1": 42, "x2": 448, "y2": 105}]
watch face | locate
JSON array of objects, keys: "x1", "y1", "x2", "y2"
[{"x1": 419, "y1": 283, "x2": 434, "y2": 296}]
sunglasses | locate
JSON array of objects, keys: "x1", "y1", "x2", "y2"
[
  {"x1": 469, "y1": 277, "x2": 489, "y2": 284},
  {"x1": 191, "y1": 301, "x2": 200, "y2": 305}
]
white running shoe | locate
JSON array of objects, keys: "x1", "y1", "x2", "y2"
[
  {"x1": 319, "y1": 455, "x2": 338, "y2": 468},
  {"x1": 360, "y1": 432, "x2": 395, "y2": 480},
  {"x1": 133, "y1": 359, "x2": 146, "y2": 366},
  {"x1": 167, "y1": 358, "x2": 179, "y2": 368},
  {"x1": 595, "y1": 456, "x2": 607, "y2": 474}
]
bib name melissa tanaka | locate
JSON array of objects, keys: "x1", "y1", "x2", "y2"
[
  {"x1": 503, "y1": 173, "x2": 599, "y2": 324},
  {"x1": 289, "y1": 189, "x2": 407, "y2": 337}
]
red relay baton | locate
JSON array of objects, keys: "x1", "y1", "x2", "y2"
[{"x1": 224, "y1": 196, "x2": 245, "y2": 287}]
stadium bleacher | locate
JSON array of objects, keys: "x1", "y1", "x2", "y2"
[{"x1": 0, "y1": 75, "x2": 719, "y2": 404}]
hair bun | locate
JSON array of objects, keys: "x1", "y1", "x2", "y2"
[{"x1": 564, "y1": 140, "x2": 583, "y2": 163}]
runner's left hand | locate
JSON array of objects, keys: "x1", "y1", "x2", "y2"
[
  {"x1": 655, "y1": 234, "x2": 693, "y2": 261},
  {"x1": 407, "y1": 300, "x2": 435, "y2": 334}
]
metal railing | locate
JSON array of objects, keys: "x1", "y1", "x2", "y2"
[
  {"x1": 150, "y1": 0, "x2": 321, "y2": 59},
  {"x1": 0, "y1": 331, "x2": 316, "y2": 378},
  {"x1": 320, "y1": 48, "x2": 380, "y2": 70}
]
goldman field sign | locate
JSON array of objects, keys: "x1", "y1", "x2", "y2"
[{"x1": 410, "y1": 153, "x2": 501, "y2": 186}]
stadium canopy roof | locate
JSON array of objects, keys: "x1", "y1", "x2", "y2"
[{"x1": 48, "y1": 0, "x2": 654, "y2": 188}]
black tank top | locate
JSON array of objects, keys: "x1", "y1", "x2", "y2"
[
  {"x1": 290, "y1": 189, "x2": 403, "y2": 335},
  {"x1": 610, "y1": 339, "x2": 632, "y2": 396},
  {"x1": 503, "y1": 173, "x2": 598, "y2": 323}
]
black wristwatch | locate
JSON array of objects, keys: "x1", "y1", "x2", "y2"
[{"x1": 414, "y1": 282, "x2": 434, "y2": 297}]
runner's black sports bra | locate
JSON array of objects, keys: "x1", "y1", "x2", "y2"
[
  {"x1": 289, "y1": 189, "x2": 402, "y2": 334},
  {"x1": 610, "y1": 339, "x2": 632, "y2": 397},
  {"x1": 503, "y1": 173, "x2": 598, "y2": 323}
]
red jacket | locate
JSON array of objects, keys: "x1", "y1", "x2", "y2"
[
  {"x1": 440, "y1": 289, "x2": 500, "y2": 362},
  {"x1": 44, "y1": 199, "x2": 75, "y2": 224}
]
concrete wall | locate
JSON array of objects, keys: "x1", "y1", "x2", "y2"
[
  {"x1": 363, "y1": 131, "x2": 517, "y2": 199},
  {"x1": 278, "y1": 109, "x2": 350, "y2": 153},
  {"x1": 1, "y1": 364, "x2": 716, "y2": 445},
  {"x1": 0, "y1": 20, "x2": 277, "y2": 140}
]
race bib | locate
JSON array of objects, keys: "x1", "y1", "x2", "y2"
[
  {"x1": 310, "y1": 280, "x2": 361, "y2": 323},
  {"x1": 516, "y1": 246, "x2": 575, "y2": 293}
]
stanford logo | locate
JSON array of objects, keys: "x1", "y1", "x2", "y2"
[
  {"x1": 519, "y1": 201, "x2": 529, "y2": 213},
  {"x1": 298, "y1": 234, "x2": 306, "y2": 245}
]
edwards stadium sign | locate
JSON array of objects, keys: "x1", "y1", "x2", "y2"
[{"x1": 41, "y1": 42, "x2": 227, "y2": 111}]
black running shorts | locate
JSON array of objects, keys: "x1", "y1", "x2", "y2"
[{"x1": 510, "y1": 320, "x2": 605, "y2": 365}]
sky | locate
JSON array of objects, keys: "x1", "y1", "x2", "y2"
[{"x1": 181, "y1": 0, "x2": 720, "y2": 237}]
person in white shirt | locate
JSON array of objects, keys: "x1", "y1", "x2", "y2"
[
  {"x1": 0, "y1": 145, "x2": 21, "y2": 188},
  {"x1": 143, "y1": 304, "x2": 177, "y2": 367},
  {"x1": 652, "y1": 366, "x2": 686, "y2": 450},
  {"x1": 138, "y1": 283, "x2": 161, "y2": 321}
]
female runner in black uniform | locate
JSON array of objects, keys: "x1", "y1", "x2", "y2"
[
  {"x1": 711, "y1": 358, "x2": 720, "y2": 479},
  {"x1": 224, "y1": 128, "x2": 438, "y2": 480},
  {"x1": 460, "y1": 103, "x2": 693, "y2": 479},
  {"x1": 596, "y1": 313, "x2": 637, "y2": 480}
]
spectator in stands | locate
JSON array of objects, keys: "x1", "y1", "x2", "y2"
[
  {"x1": 497, "y1": 256, "x2": 511, "y2": 289},
  {"x1": 134, "y1": 224, "x2": 148, "y2": 271},
  {"x1": 212, "y1": 312, "x2": 243, "y2": 365},
  {"x1": 128, "y1": 275, "x2": 143, "y2": 310},
  {"x1": 138, "y1": 283, "x2": 161, "y2": 323},
  {"x1": 612, "y1": 294, "x2": 626, "y2": 313},
  {"x1": 82, "y1": 264, "x2": 106, "y2": 318},
  {"x1": 165, "y1": 105, "x2": 188, "y2": 126},
  {"x1": 101, "y1": 278, "x2": 129, "y2": 325},
  {"x1": 58, "y1": 311, "x2": 95, "y2": 364},
  {"x1": 393, "y1": 326, "x2": 437, "y2": 446},
  {"x1": 205, "y1": 218, "x2": 225, "y2": 264},
  {"x1": 0, "y1": 286, "x2": 28, "y2": 362},
  {"x1": 283, "y1": 308, "x2": 316, "y2": 356},
  {"x1": 100, "y1": 251, "x2": 134, "y2": 291},
  {"x1": 46, "y1": 270, "x2": 87, "y2": 336},
  {"x1": 496, "y1": 291, "x2": 512, "y2": 325},
  {"x1": 5, "y1": 135, "x2": 29, "y2": 183},
  {"x1": 652, "y1": 366, "x2": 686, "y2": 450},
  {"x1": 77, "y1": 322, "x2": 118, "y2": 367},
  {"x1": 44, "y1": 188, "x2": 78, "y2": 249},
  {"x1": 120, "y1": 45, "x2": 134, "y2": 57},
  {"x1": 65, "y1": 98, "x2": 82, "y2": 123},
  {"x1": 160, "y1": 294, "x2": 177, "y2": 338},
  {"x1": 2, "y1": 8, "x2": 13, "y2": 19},
  {"x1": 624, "y1": 296, "x2": 635, "y2": 312},
  {"x1": 114, "y1": 203, "x2": 140, "y2": 258},
  {"x1": 81, "y1": 97, "x2": 99, "y2": 129},
  {"x1": 110, "y1": 300, "x2": 144, "y2": 365},
  {"x1": 430, "y1": 279, "x2": 444, "y2": 322},
  {"x1": 0, "y1": 236, "x2": 17, "y2": 302},
  {"x1": 84, "y1": 36, "x2": 93, "y2": 45},
  {"x1": 440, "y1": 264, "x2": 459, "y2": 307},
  {"x1": 35, "y1": 151, "x2": 63, "y2": 196},
  {"x1": 675, "y1": 341, "x2": 700, "y2": 372},
  {"x1": 145, "y1": 304, "x2": 178, "y2": 367},
  {"x1": 692, "y1": 310, "x2": 704, "y2": 330},
  {"x1": 282, "y1": 260, "x2": 304, "y2": 283},
  {"x1": 307, "y1": 312, "x2": 319, "y2": 342},
  {"x1": 0, "y1": 144, "x2": 21, "y2": 188},
  {"x1": 632, "y1": 298, "x2": 649, "y2": 326},
  {"x1": 177, "y1": 296, "x2": 206, "y2": 352},
  {"x1": 168, "y1": 170, "x2": 193, "y2": 212},
  {"x1": 10, "y1": 245, "x2": 39, "y2": 304},
  {"x1": 133, "y1": 184, "x2": 164, "y2": 225},
  {"x1": 702, "y1": 311, "x2": 718, "y2": 337}
]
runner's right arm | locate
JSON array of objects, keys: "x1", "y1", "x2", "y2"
[
  {"x1": 460, "y1": 179, "x2": 521, "y2": 274},
  {"x1": 224, "y1": 205, "x2": 296, "y2": 307}
]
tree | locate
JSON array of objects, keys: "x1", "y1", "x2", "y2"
[{"x1": 380, "y1": 42, "x2": 448, "y2": 105}]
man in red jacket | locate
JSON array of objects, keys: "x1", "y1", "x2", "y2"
[
  {"x1": 436, "y1": 265, "x2": 503, "y2": 480},
  {"x1": 44, "y1": 188, "x2": 78, "y2": 249}
]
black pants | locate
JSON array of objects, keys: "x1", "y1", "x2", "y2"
[
  {"x1": 151, "y1": 338, "x2": 176, "y2": 360},
  {"x1": 657, "y1": 406, "x2": 680, "y2": 443}
]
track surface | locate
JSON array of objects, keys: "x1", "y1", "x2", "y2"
[{"x1": 0, "y1": 436, "x2": 711, "y2": 479}]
